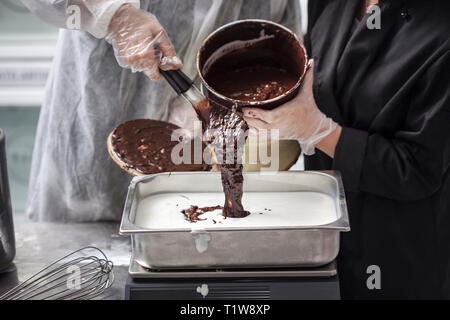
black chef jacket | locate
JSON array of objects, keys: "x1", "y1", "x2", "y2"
[{"x1": 304, "y1": 0, "x2": 450, "y2": 299}]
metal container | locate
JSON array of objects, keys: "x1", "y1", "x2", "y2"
[
  {"x1": 0, "y1": 129, "x2": 15, "y2": 272},
  {"x1": 120, "y1": 171, "x2": 349, "y2": 270},
  {"x1": 197, "y1": 19, "x2": 308, "y2": 110}
]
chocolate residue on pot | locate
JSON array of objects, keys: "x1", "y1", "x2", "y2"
[
  {"x1": 206, "y1": 66, "x2": 297, "y2": 102},
  {"x1": 111, "y1": 119, "x2": 208, "y2": 174},
  {"x1": 182, "y1": 205, "x2": 223, "y2": 223},
  {"x1": 201, "y1": 100, "x2": 250, "y2": 218}
]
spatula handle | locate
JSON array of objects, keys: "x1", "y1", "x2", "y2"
[{"x1": 160, "y1": 69, "x2": 193, "y2": 95}]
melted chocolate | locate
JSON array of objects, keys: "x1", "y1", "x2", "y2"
[
  {"x1": 181, "y1": 205, "x2": 223, "y2": 223},
  {"x1": 198, "y1": 57, "x2": 298, "y2": 218},
  {"x1": 200, "y1": 100, "x2": 250, "y2": 218},
  {"x1": 111, "y1": 119, "x2": 208, "y2": 174},
  {"x1": 206, "y1": 66, "x2": 297, "y2": 101}
]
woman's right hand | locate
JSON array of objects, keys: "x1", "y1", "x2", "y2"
[
  {"x1": 106, "y1": 4, "x2": 183, "y2": 80},
  {"x1": 243, "y1": 60, "x2": 339, "y2": 156}
]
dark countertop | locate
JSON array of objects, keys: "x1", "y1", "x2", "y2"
[{"x1": 0, "y1": 214, "x2": 131, "y2": 300}]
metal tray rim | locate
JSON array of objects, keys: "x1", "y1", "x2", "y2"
[{"x1": 119, "y1": 171, "x2": 350, "y2": 234}]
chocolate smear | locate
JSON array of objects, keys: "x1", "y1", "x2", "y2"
[
  {"x1": 111, "y1": 119, "x2": 208, "y2": 174},
  {"x1": 206, "y1": 66, "x2": 297, "y2": 102},
  {"x1": 182, "y1": 205, "x2": 223, "y2": 223}
]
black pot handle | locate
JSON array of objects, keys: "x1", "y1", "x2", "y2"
[{"x1": 160, "y1": 69, "x2": 193, "y2": 95}]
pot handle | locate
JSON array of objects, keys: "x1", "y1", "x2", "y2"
[{"x1": 160, "y1": 69, "x2": 193, "y2": 95}]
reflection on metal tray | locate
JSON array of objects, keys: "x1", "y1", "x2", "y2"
[
  {"x1": 120, "y1": 171, "x2": 350, "y2": 270},
  {"x1": 129, "y1": 257, "x2": 337, "y2": 279}
]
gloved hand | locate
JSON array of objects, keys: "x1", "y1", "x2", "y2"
[
  {"x1": 243, "y1": 60, "x2": 338, "y2": 155},
  {"x1": 106, "y1": 3, "x2": 183, "y2": 80}
]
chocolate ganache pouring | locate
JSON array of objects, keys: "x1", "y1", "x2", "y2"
[{"x1": 160, "y1": 69, "x2": 250, "y2": 219}]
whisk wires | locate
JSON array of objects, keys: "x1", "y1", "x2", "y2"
[{"x1": 0, "y1": 246, "x2": 114, "y2": 300}]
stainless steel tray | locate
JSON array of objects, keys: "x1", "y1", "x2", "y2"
[{"x1": 120, "y1": 171, "x2": 349, "y2": 270}]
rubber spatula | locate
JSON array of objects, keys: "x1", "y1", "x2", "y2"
[{"x1": 160, "y1": 69, "x2": 211, "y2": 122}]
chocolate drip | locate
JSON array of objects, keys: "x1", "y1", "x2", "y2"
[{"x1": 201, "y1": 100, "x2": 250, "y2": 218}]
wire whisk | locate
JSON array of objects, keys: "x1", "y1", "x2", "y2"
[{"x1": 0, "y1": 246, "x2": 114, "y2": 300}]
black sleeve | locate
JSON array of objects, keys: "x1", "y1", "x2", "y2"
[
  {"x1": 304, "y1": 0, "x2": 329, "y2": 55},
  {"x1": 333, "y1": 49, "x2": 450, "y2": 200}
]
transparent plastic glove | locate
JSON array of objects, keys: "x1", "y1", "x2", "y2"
[
  {"x1": 105, "y1": 3, "x2": 183, "y2": 80},
  {"x1": 243, "y1": 60, "x2": 337, "y2": 155}
]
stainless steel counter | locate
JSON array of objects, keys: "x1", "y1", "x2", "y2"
[{"x1": 0, "y1": 214, "x2": 131, "y2": 300}]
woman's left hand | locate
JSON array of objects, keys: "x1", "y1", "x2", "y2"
[{"x1": 243, "y1": 60, "x2": 340, "y2": 156}]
